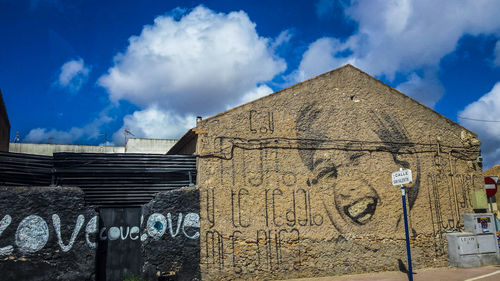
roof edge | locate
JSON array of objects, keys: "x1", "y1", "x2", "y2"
[
  {"x1": 199, "y1": 64, "x2": 478, "y2": 137},
  {"x1": 167, "y1": 128, "x2": 196, "y2": 155}
]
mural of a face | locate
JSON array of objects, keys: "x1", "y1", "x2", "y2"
[{"x1": 296, "y1": 102, "x2": 420, "y2": 238}]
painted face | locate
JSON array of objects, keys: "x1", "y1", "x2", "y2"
[
  {"x1": 296, "y1": 103, "x2": 421, "y2": 238},
  {"x1": 309, "y1": 146, "x2": 420, "y2": 238}
]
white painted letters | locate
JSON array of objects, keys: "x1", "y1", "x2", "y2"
[
  {"x1": 147, "y1": 213, "x2": 167, "y2": 240},
  {"x1": 15, "y1": 215, "x2": 49, "y2": 254},
  {"x1": 168, "y1": 213, "x2": 182, "y2": 238},
  {"x1": 120, "y1": 226, "x2": 130, "y2": 240},
  {"x1": 130, "y1": 226, "x2": 140, "y2": 240},
  {"x1": 0, "y1": 215, "x2": 13, "y2": 255},
  {"x1": 85, "y1": 216, "x2": 98, "y2": 249},
  {"x1": 52, "y1": 214, "x2": 85, "y2": 252},
  {"x1": 0, "y1": 212, "x2": 201, "y2": 255},
  {"x1": 108, "y1": 227, "x2": 120, "y2": 240},
  {"x1": 182, "y1": 213, "x2": 200, "y2": 239}
]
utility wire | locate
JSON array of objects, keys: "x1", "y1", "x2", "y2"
[{"x1": 458, "y1": 116, "x2": 500, "y2": 122}]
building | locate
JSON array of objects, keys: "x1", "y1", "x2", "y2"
[
  {"x1": 9, "y1": 138, "x2": 178, "y2": 155},
  {"x1": 172, "y1": 64, "x2": 483, "y2": 280},
  {"x1": 0, "y1": 90, "x2": 10, "y2": 152},
  {"x1": 484, "y1": 165, "x2": 500, "y2": 212}
]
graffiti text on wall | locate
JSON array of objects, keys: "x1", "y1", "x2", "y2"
[{"x1": 0, "y1": 212, "x2": 200, "y2": 255}]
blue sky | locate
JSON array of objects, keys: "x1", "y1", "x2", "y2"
[{"x1": 1, "y1": 0, "x2": 500, "y2": 167}]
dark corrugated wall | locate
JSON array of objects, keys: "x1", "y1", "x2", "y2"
[
  {"x1": 0, "y1": 152, "x2": 196, "y2": 207},
  {"x1": 0, "y1": 152, "x2": 53, "y2": 186}
]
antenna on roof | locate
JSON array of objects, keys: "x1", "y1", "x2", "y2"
[
  {"x1": 14, "y1": 130, "x2": 20, "y2": 143},
  {"x1": 100, "y1": 133, "x2": 108, "y2": 146},
  {"x1": 124, "y1": 128, "x2": 134, "y2": 147}
]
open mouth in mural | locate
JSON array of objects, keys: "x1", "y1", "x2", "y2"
[{"x1": 343, "y1": 196, "x2": 378, "y2": 225}]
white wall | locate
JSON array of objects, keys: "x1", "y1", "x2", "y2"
[{"x1": 9, "y1": 138, "x2": 178, "y2": 155}]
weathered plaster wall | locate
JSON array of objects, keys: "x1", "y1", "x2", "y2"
[
  {"x1": 195, "y1": 65, "x2": 483, "y2": 280},
  {"x1": 0, "y1": 186, "x2": 97, "y2": 281},
  {"x1": 141, "y1": 187, "x2": 201, "y2": 281}
]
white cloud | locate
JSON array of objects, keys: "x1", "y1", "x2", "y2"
[
  {"x1": 98, "y1": 5, "x2": 286, "y2": 117},
  {"x1": 271, "y1": 29, "x2": 293, "y2": 50},
  {"x1": 290, "y1": 37, "x2": 352, "y2": 82},
  {"x1": 56, "y1": 58, "x2": 90, "y2": 93},
  {"x1": 396, "y1": 71, "x2": 444, "y2": 108},
  {"x1": 459, "y1": 82, "x2": 500, "y2": 169},
  {"x1": 226, "y1": 85, "x2": 274, "y2": 109},
  {"x1": 112, "y1": 105, "x2": 196, "y2": 144},
  {"x1": 25, "y1": 128, "x2": 80, "y2": 144},
  {"x1": 297, "y1": 0, "x2": 500, "y2": 107},
  {"x1": 24, "y1": 114, "x2": 111, "y2": 144},
  {"x1": 494, "y1": 41, "x2": 500, "y2": 66}
]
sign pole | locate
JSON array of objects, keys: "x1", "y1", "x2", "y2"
[
  {"x1": 401, "y1": 183, "x2": 413, "y2": 281},
  {"x1": 488, "y1": 196, "x2": 494, "y2": 213},
  {"x1": 392, "y1": 167, "x2": 414, "y2": 281}
]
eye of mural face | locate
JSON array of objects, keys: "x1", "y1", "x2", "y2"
[
  {"x1": 307, "y1": 158, "x2": 338, "y2": 186},
  {"x1": 348, "y1": 152, "x2": 366, "y2": 166}
]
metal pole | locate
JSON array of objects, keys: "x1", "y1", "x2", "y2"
[
  {"x1": 401, "y1": 184, "x2": 413, "y2": 281},
  {"x1": 488, "y1": 196, "x2": 494, "y2": 213}
]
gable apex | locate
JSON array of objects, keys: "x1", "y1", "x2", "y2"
[{"x1": 198, "y1": 64, "x2": 476, "y2": 137}]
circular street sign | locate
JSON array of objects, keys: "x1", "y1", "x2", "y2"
[{"x1": 484, "y1": 176, "x2": 497, "y2": 197}]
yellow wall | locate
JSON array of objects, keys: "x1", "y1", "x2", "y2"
[{"x1": 195, "y1": 65, "x2": 483, "y2": 280}]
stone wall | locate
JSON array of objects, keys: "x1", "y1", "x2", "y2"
[
  {"x1": 141, "y1": 187, "x2": 201, "y2": 281},
  {"x1": 194, "y1": 65, "x2": 483, "y2": 280},
  {"x1": 0, "y1": 186, "x2": 97, "y2": 281}
]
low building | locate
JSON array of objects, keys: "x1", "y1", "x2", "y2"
[
  {"x1": 125, "y1": 138, "x2": 177, "y2": 154},
  {"x1": 0, "y1": 90, "x2": 10, "y2": 152},
  {"x1": 9, "y1": 138, "x2": 178, "y2": 155},
  {"x1": 172, "y1": 64, "x2": 484, "y2": 280}
]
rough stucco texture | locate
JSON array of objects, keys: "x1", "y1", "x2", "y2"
[
  {"x1": 195, "y1": 65, "x2": 483, "y2": 280},
  {"x1": 141, "y1": 187, "x2": 201, "y2": 281},
  {"x1": 0, "y1": 186, "x2": 97, "y2": 281}
]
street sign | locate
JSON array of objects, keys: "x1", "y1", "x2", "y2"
[
  {"x1": 392, "y1": 169, "x2": 412, "y2": 186},
  {"x1": 484, "y1": 176, "x2": 497, "y2": 197}
]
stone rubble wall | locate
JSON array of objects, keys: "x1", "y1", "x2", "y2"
[
  {"x1": 0, "y1": 186, "x2": 97, "y2": 281},
  {"x1": 195, "y1": 66, "x2": 483, "y2": 280}
]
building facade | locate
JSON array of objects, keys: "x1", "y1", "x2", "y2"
[
  {"x1": 0, "y1": 90, "x2": 10, "y2": 152},
  {"x1": 189, "y1": 65, "x2": 483, "y2": 280}
]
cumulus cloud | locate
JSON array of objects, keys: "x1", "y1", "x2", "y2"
[
  {"x1": 459, "y1": 82, "x2": 500, "y2": 169},
  {"x1": 56, "y1": 58, "x2": 90, "y2": 93},
  {"x1": 494, "y1": 41, "x2": 500, "y2": 66},
  {"x1": 271, "y1": 29, "x2": 293, "y2": 50},
  {"x1": 227, "y1": 85, "x2": 274, "y2": 109},
  {"x1": 24, "y1": 114, "x2": 111, "y2": 144},
  {"x1": 396, "y1": 71, "x2": 444, "y2": 108},
  {"x1": 298, "y1": 0, "x2": 500, "y2": 107},
  {"x1": 99, "y1": 6, "x2": 286, "y2": 117},
  {"x1": 291, "y1": 37, "x2": 352, "y2": 82},
  {"x1": 112, "y1": 105, "x2": 196, "y2": 144}
]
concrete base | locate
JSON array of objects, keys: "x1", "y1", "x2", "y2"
[
  {"x1": 447, "y1": 232, "x2": 500, "y2": 268},
  {"x1": 449, "y1": 252, "x2": 500, "y2": 268}
]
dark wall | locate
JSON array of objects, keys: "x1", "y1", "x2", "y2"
[
  {"x1": 0, "y1": 90, "x2": 9, "y2": 152},
  {"x1": 141, "y1": 187, "x2": 201, "y2": 281},
  {"x1": 0, "y1": 186, "x2": 97, "y2": 281}
]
